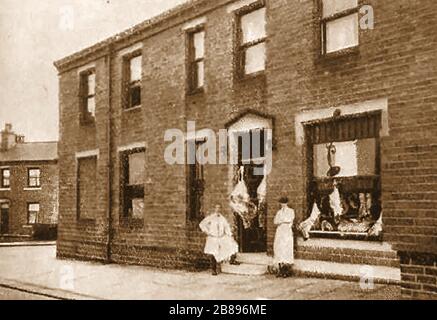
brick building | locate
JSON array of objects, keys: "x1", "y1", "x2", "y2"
[
  {"x1": 0, "y1": 124, "x2": 58, "y2": 240},
  {"x1": 54, "y1": 0, "x2": 437, "y2": 299}
]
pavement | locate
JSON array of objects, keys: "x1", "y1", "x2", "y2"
[{"x1": 0, "y1": 245, "x2": 401, "y2": 300}]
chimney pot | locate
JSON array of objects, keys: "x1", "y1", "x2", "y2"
[{"x1": 4, "y1": 123, "x2": 12, "y2": 132}]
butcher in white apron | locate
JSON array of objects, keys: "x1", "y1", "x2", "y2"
[
  {"x1": 199, "y1": 205, "x2": 239, "y2": 275},
  {"x1": 273, "y1": 197, "x2": 295, "y2": 278}
]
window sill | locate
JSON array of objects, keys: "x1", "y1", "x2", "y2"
[
  {"x1": 318, "y1": 46, "x2": 360, "y2": 63},
  {"x1": 308, "y1": 230, "x2": 382, "y2": 242},
  {"x1": 24, "y1": 187, "x2": 42, "y2": 191},
  {"x1": 237, "y1": 70, "x2": 266, "y2": 82},
  {"x1": 123, "y1": 105, "x2": 142, "y2": 112},
  {"x1": 0, "y1": 188, "x2": 11, "y2": 191}
]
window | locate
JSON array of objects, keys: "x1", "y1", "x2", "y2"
[
  {"x1": 321, "y1": 0, "x2": 359, "y2": 54},
  {"x1": 80, "y1": 69, "x2": 96, "y2": 123},
  {"x1": 77, "y1": 156, "x2": 97, "y2": 220},
  {"x1": 123, "y1": 54, "x2": 142, "y2": 109},
  {"x1": 187, "y1": 27, "x2": 205, "y2": 93},
  {"x1": 28, "y1": 168, "x2": 41, "y2": 188},
  {"x1": 27, "y1": 203, "x2": 40, "y2": 225},
  {"x1": 121, "y1": 148, "x2": 145, "y2": 220},
  {"x1": 305, "y1": 111, "x2": 382, "y2": 235},
  {"x1": 1, "y1": 169, "x2": 10, "y2": 188},
  {"x1": 187, "y1": 140, "x2": 205, "y2": 222},
  {"x1": 237, "y1": 4, "x2": 267, "y2": 76}
]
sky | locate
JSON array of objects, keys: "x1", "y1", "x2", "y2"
[{"x1": 0, "y1": 0, "x2": 187, "y2": 142}]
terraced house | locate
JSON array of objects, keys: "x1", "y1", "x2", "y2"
[
  {"x1": 0, "y1": 124, "x2": 58, "y2": 240},
  {"x1": 54, "y1": 0, "x2": 437, "y2": 299}
]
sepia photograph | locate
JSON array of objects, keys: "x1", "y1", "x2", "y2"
[{"x1": 0, "y1": 0, "x2": 436, "y2": 306}]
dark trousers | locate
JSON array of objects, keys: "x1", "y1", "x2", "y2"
[{"x1": 210, "y1": 256, "x2": 218, "y2": 275}]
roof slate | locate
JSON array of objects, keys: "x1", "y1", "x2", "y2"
[{"x1": 0, "y1": 142, "x2": 58, "y2": 162}]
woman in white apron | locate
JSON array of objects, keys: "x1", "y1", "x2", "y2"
[{"x1": 273, "y1": 197, "x2": 295, "y2": 278}]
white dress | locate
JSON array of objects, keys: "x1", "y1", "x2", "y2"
[
  {"x1": 273, "y1": 207, "x2": 295, "y2": 265},
  {"x1": 199, "y1": 213, "x2": 239, "y2": 263}
]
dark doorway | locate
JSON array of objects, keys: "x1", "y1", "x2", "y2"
[
  {"x1": 235, "y1": 129, "x2": 267, "y2": 253},
  {"x1": 0, "y1": 201, "x2": 9, "y2": 234},
  {"x1": 237, "y1": 164, "x2": 267, "y2": 253}
]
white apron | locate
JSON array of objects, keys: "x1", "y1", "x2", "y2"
[
  {"x1": 273, "y1": 207, "x2": 295, "y2": 265},
  {"x1": 199, "y1": 213, "x2": 239, "y2": 263}
]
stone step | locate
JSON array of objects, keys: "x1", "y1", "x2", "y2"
[
  {"x1": 222, "y1": 252, "x2": 401, "y2": 284},
  {"x1": 295, "y1": 237, "x2": 400, "y2": 268},
  {"x1": 293, "y1": 259, "x2": 401, "y2": 285},
  {"x1": 236, "y1": 253, "x2": 273, "y2": 266},
  {"x1": 221, "y1": 263, "x2": 268, "y2": 276}
]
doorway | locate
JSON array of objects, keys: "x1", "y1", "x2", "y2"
[
  {"x1": 235, "y1": 130, "x2": 267, "y2": 253},
  {"x1": 236, "y1": 164, "x2": 267, "y2": 253},
  {"x1": 0, "y1": 201, "x2": 9, "y2": 234}
]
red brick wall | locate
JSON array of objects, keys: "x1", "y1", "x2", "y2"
[
  {"x1": 399, "y1": 252, "x2": 437, "y2": 300},
  {"x1": 57, "y1": 56, "x2": 110, "y2": 261},
  {"x1": 56, "y1": 0, "x2": 437, "y2": 290},
  {"x1": 0, "y1": 161, "x2": 58, "y2": 235}
]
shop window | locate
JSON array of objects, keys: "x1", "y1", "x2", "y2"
[
  {"x1": 321, "y1": 0, "x2": 359, "y2": 54},
  {"x1": 77, "y1": 156, "x2": 97, "y2": 220},
  {"x1": 237, "y1": 3, "x2": 267, "y2": 76},
  {"x1": 305, "y1": 111, "x2": 382, "y2": 235},
  {"x1": 121, "y1": 148, "x2": 145, "y2": 220}
]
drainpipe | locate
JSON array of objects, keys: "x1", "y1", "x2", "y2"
[{"x1": 105, "y1": 44, "x2": 114, "y2": 263}]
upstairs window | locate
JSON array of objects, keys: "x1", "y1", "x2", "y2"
[
  {"x1": 237, "y1": 4, "x2": 267, "y2": 76},
  {"x1": 28, "y1": 168, "x2": 41, "y2": 188},
  {"x1": 124, "y1": 54, "x2": 142, "y2": 109},
  {"x1": 80, "y1": 69, "x2": 96, "y2": 123},
  {"x1": 1, "y1": 169, "x2": 10, "y2": 188},
  {"x1": 321, "y1": 0, "x2": 359, "y2": 55},
  {"x1": 187, "y1": 27, "x2": 205, "y2": 93},
  {"x1": 121, "y1": 148, "x2": 146, "y2": 220},
  {"x1": 27, "y1": 203, "x2": 40, "y2": 225}
]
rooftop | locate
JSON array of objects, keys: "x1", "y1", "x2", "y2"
[
  {"x1": 0, "y1": 141, "x2": 58, "y2": 163},
  {"x1": 54, "y1": 0, "x2": 213, "y2": 71}
]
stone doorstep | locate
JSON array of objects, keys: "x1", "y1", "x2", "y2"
[
  {"x1": 237, "y1": 253, "x2": 273, "y2": 265},
  {"x1": 221, "y1": 263, "x2": 268, "y2": 276}
]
